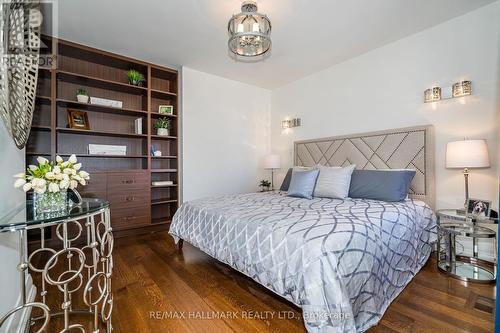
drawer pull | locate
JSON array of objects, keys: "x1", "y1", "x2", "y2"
[
  {"x1": 122, "y1": 179, "x2": 135, "y2": 184},
  {"x1": 123, "y1": 216, "x2": 137, "y2": 221},
  {"x1": 125, "y1": 196, "x2": 136, "y2": 202}
]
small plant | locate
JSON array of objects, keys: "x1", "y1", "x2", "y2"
[
  {"x1": 127, "y1": 69, "x2": 145, "y2": 86},
  {"x1": 154, "y1": 117, "x2": 172, "y2": 130},
  {"x1": 259, "y1": 180, "x2": 271, "y2": 191},
  {"x1": 76, "y1": 88, "x2": 88, "y2": 96}
]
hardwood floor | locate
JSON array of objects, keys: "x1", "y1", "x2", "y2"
[
  {"x1": 107, "y1": 231, "x2": 495, "y2": 333},
  {"x1": 27, "y1": 230, "x2": 495, "y2": 332}
]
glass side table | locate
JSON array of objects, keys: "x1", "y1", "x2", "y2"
[
  {"x1": 0, "y1": 198, "x2": 113, "y2": 332},
  {"x1": 437, "y1": 209, "x2": 497, "y2": 284}
]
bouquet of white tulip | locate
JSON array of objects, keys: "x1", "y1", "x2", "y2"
[{"x1": 14, "y1": 154, "x2": 90, "y2": 194}]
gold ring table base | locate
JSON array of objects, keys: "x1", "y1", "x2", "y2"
[{"x1": 0, "y1": 199, "x2": 113, "y2": 333}]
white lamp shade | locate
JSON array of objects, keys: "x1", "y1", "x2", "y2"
[
  {"x1": 264, "y1": 154, "x2": 281, "y2": 169},
  {"x1": 445, "y1": 139, "x2": 490, "y2": 168}
]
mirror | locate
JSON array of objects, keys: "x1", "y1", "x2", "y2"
[{"x1": 0, "y1": 0, "x2": 41, "y2": 149}]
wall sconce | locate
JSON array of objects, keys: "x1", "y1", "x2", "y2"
[
  {"x1": 424, "y1": 87, "x2": 441, "y2": 103},
  {"x1": 282, "y1": 118, "x2": 301, "y2": 129},
  {"x1": 452, "y1": 80, "x2": 472, "y2": 98},
  {"x1": 424, "y1": 81, "x2": 472, "y2": 103}
]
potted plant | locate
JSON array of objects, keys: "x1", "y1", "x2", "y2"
[
  {"x1": 76, "y1": 88, "x2": 89, "y2": 103},
  {"x1": 259, "y1": 180, "x2": 271, "y2": 192},
  {"x1": 127, "y1": 69, "x2": 145, "y2": 86},
  {"x1": 14, "y1": 155, "x2": 90, "y2": 213},
  {"x1": 154, "y1": 117, "x2": 171, "y2": 136}
]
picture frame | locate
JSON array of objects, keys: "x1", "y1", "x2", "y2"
[
  {"x1": 158, "y1": 105, "x2": 173, "y2": 115},
  {"x1": 466, "y1": 198, "x2": 492, "y2": 218},
  {"x1": 67, "y1": 109, "x2": 90, "y2": 130}
]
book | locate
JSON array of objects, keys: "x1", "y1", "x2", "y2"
[
  {"x1": 88, "y1": 144, "x2": 127, "y2": 155},
  {"x1": 152, "y1": 180, "x2": 174, "y2": 186},
  {"x1": 134, "y1": 118, "x2": 143, "y2": 135}
]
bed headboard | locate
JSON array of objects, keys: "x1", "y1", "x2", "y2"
[{"x1": 294, "y1": 125, "x2": 435, "y2": 209}]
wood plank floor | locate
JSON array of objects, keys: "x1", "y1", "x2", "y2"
[
  {"x1": 108, "y1": 231, "x2": 495, "y2": 333},
  {"x1": 28, "y1": 230, "x2": 495, "y2": 332}
]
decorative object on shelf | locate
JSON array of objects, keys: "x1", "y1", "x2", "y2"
[
  {"x1": 127, "y1": 69, "x2": 145, "y2": 86},
  {"x1": 154, "y1": 150, "x2": 162, "y2": 157},
  {"x1": 90, "y1": 96, "x2": 123, "y2": 108},
  {"x1": 134, "y1": 117, "x2": 143, "y2": 134},
  {"x1": 264, "y1": 154, "x2": 280, "y2": 190},
  {"x1": 452, "y1": 80, "x2": 472, "y2": 98},
  {"x1": 446, "y1": 139, "x2": 490, "y2": 208},
  {"x1": 152, "y1": 180, "x2": 173, "y2": 186},
  {"x1": 424, "y1": 87, "x2": 441, "y2": 103},
  {"x1": 227, "y1": 1, "x2": 271, "y2": 60},
  {"x1": 259, "y1": 179, "x2": 271, "y2": 192},
  {"x1": 466, "y1": 198, "x2": 492, "y2": 218},
  {"x1": 67, "y1": 109, "x2": 90, "y2": 130},
  {"x1": 282, "y1": 118, "x2": 301, "y2": 129},
  {"x1": 154, "y1": 117, "x2": 172, "y2": 136},
  {"x1": 88, "y1": 144, "x2": 127, "y2": 156},
  {"x1": 159, "y1": 105, "x2": 174, "y2": 115},
  {"x1": 13, "y1": 155, "x2": 90, "y2": 213},
  {"x1": 76, "y1": 88, "x2": 89, "y2": 103},
  {"x1": 0, "y1": 0, "x2": 41, "y2": 150}
]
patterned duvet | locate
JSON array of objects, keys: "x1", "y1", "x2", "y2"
[{"x1": 169, "y1": 192, "x2": 436, "y2": 333}]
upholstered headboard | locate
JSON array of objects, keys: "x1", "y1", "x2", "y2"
[{"x1": 294, "y1": 125, "x2": 435, "y2": 209}]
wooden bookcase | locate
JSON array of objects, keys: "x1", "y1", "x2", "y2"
[{"x1": 27, "y1": 35, "x2": 180, "y2": 239}]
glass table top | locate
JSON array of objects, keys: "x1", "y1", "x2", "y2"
[
  {"x1": 437, "y1": 209, "x2": 498, "y2": 224},
  {"x1": 439, "y1": 222, "x2": 496, "y2": 238},
  {"x1": 0, "y1": 198, "x2": 109, "y2": 232}
]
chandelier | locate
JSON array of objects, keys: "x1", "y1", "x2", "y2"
[{"x1": 227, "y1": 1, "x2": 271, "y2": 59}]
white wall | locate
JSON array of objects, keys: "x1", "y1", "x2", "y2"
[
  {"x1": 271, "y1": 2, "x2": 500, "y2": 210},
  {"x1": 0, "y1": 122, "x2": 26, "y2": 332},
  {"x1": 182, "y1": 67, "x2": 271, "y2": 202}
]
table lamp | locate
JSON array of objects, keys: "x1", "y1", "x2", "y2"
[
  {"x1": 445, "y1": 139, "x2": 490, "y2": 208},
  {"x1": 264, "y1": 154, "x2": 281, "y2": 190}
]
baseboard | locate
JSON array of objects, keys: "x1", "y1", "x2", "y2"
[{"x1": 1, "y1": 275, "x2": 36, "y2": 333}]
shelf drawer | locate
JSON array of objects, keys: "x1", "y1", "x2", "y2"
[
  {"x1": 107, "y1": 171, "x2": 149, "y2": 190},
  {"x1": 111, "y1": 206, "x2": 150, "y2": 230},
  {"x1": 79, "y1": 172, "x2": 107, "y2": 199},
  {"x1": 108, "y1": 191, "x2": 150, "y2": 209}
]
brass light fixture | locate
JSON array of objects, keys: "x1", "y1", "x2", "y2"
[
  {"x1": 452, "y1": 80, "x2": 472, "y2": 98},
  {"x1": 424, "y1": 87, "x2": 441, "y2": 103}
]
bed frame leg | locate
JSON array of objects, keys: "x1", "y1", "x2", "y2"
[{"x1": 177, "y1": 239, "x2": 184, "y2": 251}]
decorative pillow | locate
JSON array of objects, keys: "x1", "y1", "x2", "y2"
[
  {"x1": 287, "y1": 169, "x2": 320, "y2": 199},
  {"x1": 314, "y1": 165, "x2": 356, "y2": 199},
  {"x1": 348, "y1": 169, "x2": 416, "y2": 202},
  {"x1": 279, "y1": 166, "x2": 314, "y2": 192}
]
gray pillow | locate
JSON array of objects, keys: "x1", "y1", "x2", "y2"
[
  {"x1": 280, "y1": 168, "x2": 293, "y2": 191},
  {"x1": 287, "y1": 169, "x2": 320, "y2": 199},
  {"x1": 348, "y1": 170, "x2": 416, "y2": 202}
]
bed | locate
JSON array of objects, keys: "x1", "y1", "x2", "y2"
[{"x1": 169, "y1": 125, "x2": 437, "y2": 333}]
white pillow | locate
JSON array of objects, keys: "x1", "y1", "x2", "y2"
[{"x1": 314, "y1": 165, "x2": 356, "y2": 199}]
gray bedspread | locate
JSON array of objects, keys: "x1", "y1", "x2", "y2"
[{"x1": 169, "y1": 192, "x2": 436, "y2": 332}]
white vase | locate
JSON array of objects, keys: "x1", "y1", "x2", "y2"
[
  {"x1": 77, "y1": 95, "x2": 89, "y2": 103},
  {"x1": 157, "y1": 128, "x2": 169, "y2": 136}
]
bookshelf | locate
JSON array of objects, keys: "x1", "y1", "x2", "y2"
[{"x1": 27, "y1": 35, "x2": 180, "y2": 239}]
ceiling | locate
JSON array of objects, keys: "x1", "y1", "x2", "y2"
[{"x1": 54, "y1": 0, "x2": 495, "y2": 89}]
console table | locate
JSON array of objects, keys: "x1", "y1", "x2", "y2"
[{"x1": 0, "y1": 198, "x2": 113, "y2": 332}]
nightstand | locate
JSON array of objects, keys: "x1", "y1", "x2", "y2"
[{"x1": 436, "y1": 209, "x2": 497, "y2": 283}]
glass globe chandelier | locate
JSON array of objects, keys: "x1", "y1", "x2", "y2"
[{"x1": 227, "y1": 1, "x2": 271, "y2": 59}]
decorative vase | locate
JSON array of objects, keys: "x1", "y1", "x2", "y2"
[
  {"x1": 77, "y1": 94, "x2": 89, "y2": 103},
  {"x1": 157, "y1": 128, "x2": 169, "y2": 136},
  {"x1": 33, "y1": 190, "x2": 68, "y2": 213}
]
